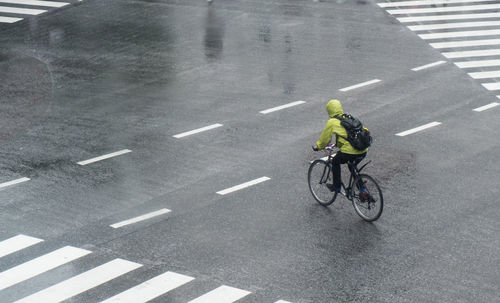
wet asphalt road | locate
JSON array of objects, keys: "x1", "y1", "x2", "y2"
[{"x1": 0, "y1": 0, "x2": 499, "y2": 302}]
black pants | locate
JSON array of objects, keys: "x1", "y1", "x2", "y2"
[{"x1": 331, "y1": 151, "x2": 366, "y2": 188}]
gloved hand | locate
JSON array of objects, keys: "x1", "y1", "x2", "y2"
[{"x1": 312, "y1": 145, "x2": 319, "y2": 151}]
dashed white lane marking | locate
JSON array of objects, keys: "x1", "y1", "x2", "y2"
[
  {"x1": 216, "y1": 177, "x2": 271, "y2": 195},
  {"x1": 431, "y1": 38, "x2": 500, "y2": 49},
  {"x1": 0, "y1": 16, "x2": 22, "y2": 23},
  {"x1": 481, "y1": 83, "x2": 500, "y2": 91},
  {"x1": 455, "y1": 59, "x2": 500, "y2": 69},
  {"x1": 110, "y1": 208, "x2": 171, "y2": 229},
  {"x1": 473, "y1": 102, "x2": 500, "y2": 112},
  {"x1": 387, "y1": 3, "x2": 500, "y2": 15},
  {"x1": 398, "y1": 12, "x2": 500, "y2": 23},
  {"x1": 15, "y1": 258, "x2": 142, "y2": 303},
  {"x1": 339, "y1": 79, "x2": 381, "y2": 92},
  {"x1": 275, "y1": 301, "x2": 292, "y2": 303},
  {"x1": 0, "y1": 246, "x2": 91, "y2": 292},
  {"x1": 0, "y1": 0, "x2": 68, "y2": 7},
  {"x1": 411, "y1": 61, "x2": 446, "y2": 71},
  {"x1": 187, "y1": 285, "x2": 251, "y2": 303},
  {"x1": 259, "y1": 101, "x2": 306, "y2": 114},
  {"x1": 409, "y1": 21, "x2": 500, "y2": 32},
  {"x1": 173, "y1": 123, "x2": 223, "y2": 138},
  {"x1": 0, "y1": 235, "x2": 43, "y2": 258},
  {"x1": 468, "y1": 70, "x2": 500, "y2": 79},
  {"x1": 0, "y1": 177, "x2": 30, "y2": 189},
  {"x1": 0, "y1": 6, "x2": 46, "y2": 15},
  {"x1": 100, "y1": 271, "x2": 194, "y2": 303},
  {"x1": 419, "y1": 29, "x2": 500, "y2": 40},
  {"x1": 77, "y1": 149, "x2": 132, "y2": 165},
  {"x1": 395, "y1": 122, "x2": 442, "y2": 137},
  {"x1": 442, "y1": 49, "x2": 500, "y2": 59}
]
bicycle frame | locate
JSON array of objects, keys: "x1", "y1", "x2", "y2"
[{"x1": 322, "y1": 146, "x2": 371, "y2": 201}]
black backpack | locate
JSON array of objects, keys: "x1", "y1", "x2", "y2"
[{"x1": 334, "y1": 114, "x2": 372, "y2": 151}]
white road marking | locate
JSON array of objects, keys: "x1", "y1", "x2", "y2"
[
  {"x1": 0, "y1": 177, "x2": 30, "y2": 189},
  {"x1": 431, "y1": 38, "x2": 500, "y2": 49},
  {"x1": 468, "y1": 70, "x2": 500, "y2": 79},
  {"x1": 77, "y1": 149, "x2": 131, "y2": 165},
  {"x1": 409, "y1": 21, "x2": 500, "y2": 32},
  {"x1": 100, "y1": 271, "x2": 194, "y2": 303},
  {"x1": 481, "y1": 83, "x2": 500, "y2": 91},
  {"x1": 419, "y1": 29, "x2": 500, "y2": 40},
  {"x1": 455, "y1": 59, "x2": 500, "y2": 68},
  {"x1": 173, "y1": 123, "x2": 223, "y2": 138},
  {"x1": 0, "y1": 16, "x2": 22, "y2": 23},
  {"x1": 0, "y1": 6, "x2": 46, "y2": 15},
  {"x1": 339, "y1": 79, "x2": 381, "y2": 92},
  {"x1": 411, "y1": 61, "x2": 446, "y2": 71},
  {"x1": 216, "y1": 177, "x2": 270, "y2": 195},
  {"x1": 0, "y1": 246, "x2": 91, "y2": 292},
  {"x1": 379, "y1": 0, "x2": 497, "y2": 8},
  {"x1": 110, "y1": 208, "x2": 171, "y2": 229},
  {"x1": 395, "y1": 122, "x2": 442, "y2": 137},
  {"x1": 0, "y1": 0, "x2": 68, "y2": 7},
  {"x1": 0, "y1": 235, "x2": 43, "y2": 258},
  {"x1": 442, "y1": 49, "x2": 500, "y2": 59},
  {"x1": 275, "y1": 301, "x2": 292, "y2": 303},
  {"x1": 387, "y1": 3, "x2": 500, "y2": 15},
  {"x1": 398, "y1": 12, "x2": 500, "y2": 23},
  {"x1": 187, "y1": 285, "x2": 251, "y2": 303},
  {"x1": 14, "y1": 259, "x2": 142, "y2": 303},
  {"x1": 259, "y1": 101, "x2": 306, "y2": 114},
  {"x1": 473, "y1": 102, "x2": 500, "y2": 112}
]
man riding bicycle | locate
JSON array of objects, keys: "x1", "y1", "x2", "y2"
[{"x1": 313, "y1": 99, "x2": 368, "y2": 194}]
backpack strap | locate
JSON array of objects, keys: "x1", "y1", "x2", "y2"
[{"x1": 332, "y1": 114, "x2": 348, "y2": 142}]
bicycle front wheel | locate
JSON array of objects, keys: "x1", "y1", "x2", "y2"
[
  {"x1": 351, "y1": 174, "x2": 383, "y2": 222},
  {"x1": 308, "y1": 159, "x2": 337, "y2": 206}
]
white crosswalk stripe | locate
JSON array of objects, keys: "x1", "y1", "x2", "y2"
[
  {"x1": 0, "y1": 246, "x2": 91, "y2": 292},
  {"x1": 0, "y1": 6, "x2": 46, "y2": 15},
  {"x1": 0, "y1": 0, "x2": 68, "y2": 8},
  {"x1": 0, "y1": 234, "x2": 43, "y2": 258},
  {"x1": 0, "y1": 0, "x2": 69, "y2": 23},
  {"x1": 398, "y1": 12, "x2": 500, "y2": 23},
  {"x1": 100, "y1": 271, "x2": 194, "y2": 303},
  {"x1": 188, "y1": 285, "x2": 251, "y2": 303},
  {"x1": 379, "y1": 0, "x2": 498, "y2": 7},
  {"x1": 442, "y1": 49, "x2": 500, "y2": 59},
  {"x1": 0, "y1": 234, "x2": 290, "y2": 302},
  {"x1": 387, "y1": 3, "x2": 500, "y2": 15},
  {"x1": 378, "y1": 0, "x2": 500, "y2": 98},
  {"x1": 14, "y1": 258, "x2": 142, "y2": 303}
]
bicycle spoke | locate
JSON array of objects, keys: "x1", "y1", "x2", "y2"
[
  {"x1": 308, "y1": 160, "x2": 337, "y2": 206},
  {"x1": 351, "y1": 174, "x2": 383, "y2": 221}
]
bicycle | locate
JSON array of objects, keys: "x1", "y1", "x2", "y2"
[{"x1": 308, "y1": 144, "x2": 383, "y2": 222}]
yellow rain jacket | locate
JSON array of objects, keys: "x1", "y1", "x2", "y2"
[{"x1": 315, "y1": 99, "x2": 368, "y2": 155}]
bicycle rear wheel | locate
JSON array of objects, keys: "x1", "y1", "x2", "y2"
[
  {"x1": 351, "y1": 174, "x2": 383, "y2": 221},
  {"x1": 308, "y1": 159, "x2": 337, "y2": 206}
]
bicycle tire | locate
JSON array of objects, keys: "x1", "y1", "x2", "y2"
[
  {"x1": 351, "y1": 174, "x2": 383, "y2": 221},
  {"x1": 308, "y1": 159, "x2": 337, "y2": 206}
]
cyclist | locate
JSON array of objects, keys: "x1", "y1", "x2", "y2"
[{"x1": 313, "y1": 99, "x2": 368, "y2": 194}]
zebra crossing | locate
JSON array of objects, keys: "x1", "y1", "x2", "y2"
[
  {"x1": 377, "y1": 0, "x2": 500, "y2": 98},
  {"x1": 0, "y1": 0, "x2": 70, "y2": 24},
  {"x1": 0, "y1": 234, "x2": 291, "y2": 303}
]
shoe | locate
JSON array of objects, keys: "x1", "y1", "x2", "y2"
[{"x1": 326, "y1": 184, "x2": 341, "y2": 193}]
